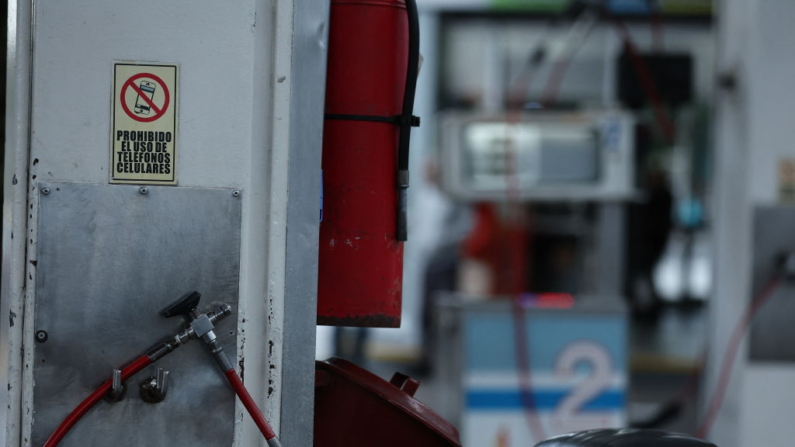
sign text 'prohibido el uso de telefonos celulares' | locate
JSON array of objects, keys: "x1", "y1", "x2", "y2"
[{"x1": 111, "y1": 62, "x2": 178, "y2": 185}]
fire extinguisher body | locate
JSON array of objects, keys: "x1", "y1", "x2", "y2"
[{"x1": 317, "y1": 0, "x2": 409, "y2": 327}]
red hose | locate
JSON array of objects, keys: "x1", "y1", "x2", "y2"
[
  {"x1": 43, "y1": 357, "x2": 277, "y2": 445},
  {"x1": 43, "y1": 355, "x2": 152, "y2": 447},
  {"x1": 224, "y1": 368, "x2": 277, "y2": 440}
]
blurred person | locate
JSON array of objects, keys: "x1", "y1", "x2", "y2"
[
  {"x1": 418, "y1": 159, "x2": 472, "y2": 374},
  {"x1": 629, "y1": 169, "x2": 674, "y2": 318}
]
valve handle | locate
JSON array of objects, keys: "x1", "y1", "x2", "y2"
[{"x1": 162, "y1": 291, "x2": 201, "y2": 318}]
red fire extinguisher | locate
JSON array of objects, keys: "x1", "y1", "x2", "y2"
[{"x1": 317, "y1": 0, "x2": 420, "y2": 327}]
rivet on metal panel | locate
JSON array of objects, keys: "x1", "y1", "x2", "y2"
[
  {"x1": 139, "y1": 187, "x2": 149, "y2": 195},
  {"x1": 232, "y1": 190, "x2": 241, "y2": 198},
  {"x1": 35, "y1": 330, "x2": 48, "y2": 343},
  {"x1": 41, "y1": 187, "x2": 50, "y2": 195}
]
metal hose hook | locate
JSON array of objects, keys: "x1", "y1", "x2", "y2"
[
  {"x1": 42, "y1": 292, "x2": 280, "y2": 446},
  {"x1": 42, "y1": 356, "x2": 153, "y2": 447}
]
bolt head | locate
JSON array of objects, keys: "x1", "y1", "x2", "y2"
[
  {"x1": 232, "y1": 190, "x2": 241, "y2": 198},
  {"x1": 41, "y1": 188, "x2": 50, "y2": 195},
  {"x1": 35, "y1": 330, "x2": 48, "y2": 343},
  {"x1": 139, "y1": 187, "x2": 148, "y2": 195},
  {"x1": 220, "y1": 303, "x2": 233, "y2": 316}
]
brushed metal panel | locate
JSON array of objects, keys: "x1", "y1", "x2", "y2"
[
  {"x1": 750, "y1": 206, "x2": 795, "y2": 362},
  {"x1": 32, "y1": 183, "x2": 241, "y2": 446}
]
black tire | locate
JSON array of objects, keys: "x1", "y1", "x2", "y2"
[{"x1": 535, "y1": 429, "x2": 716, "y2": 447}]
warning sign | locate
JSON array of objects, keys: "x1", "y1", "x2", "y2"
[{"x1": 111, "y1": 62, "x2": 178, "y2": 184}]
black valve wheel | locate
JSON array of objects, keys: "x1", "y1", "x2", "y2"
[{"x1": 161, "y1": 291, "x2": 201, "y2": 318}]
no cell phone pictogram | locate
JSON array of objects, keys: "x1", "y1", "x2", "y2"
[{"x1": 120, "y1": 73, "x2": 171, "y2": 123}]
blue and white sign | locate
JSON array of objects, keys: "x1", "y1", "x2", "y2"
[{"x1": 462, "y1": 306, "x2": 627, "y2": 446}]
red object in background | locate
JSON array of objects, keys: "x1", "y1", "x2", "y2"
[
  {"x1": 317, "y1": 0, "x2": 410, "y2": 327},
  {"x1": 315, "y1": 358, "x2": 461, "y2": 447},
  {"x1": 461, "y1": 203, "x2": 530, "y2": 296}
]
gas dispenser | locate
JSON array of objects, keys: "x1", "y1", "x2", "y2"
[{"x1": 1, "y1": 0, "x2": 327, "y2": 445}]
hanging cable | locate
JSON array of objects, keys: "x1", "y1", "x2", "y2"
[
  {"x1": 497, "y1": 2, "x2": 679, "y2": 442},
  {"x1": 538, "y1": 2, "x2": 677, "y2": 144},
  {"x1": 696, "y1": 271, "x2": 785, "y2": 438},
  {"x1": 395, "y1": 0, "x2": 421, "y2": 241},
  {"x1": 500, "y1": 5, "x2": 602, "y2": 441},
  {"x1": 611, "y1": 19, "x2": 676, "y2": 144},
  {"x1": 501, "y1": 12, "x2": 554, "y2": 444},
  {"x1": 540, "y1": 7, "x2": 599, "y2": 107},
  {"x1": 632, "y1": 258, "x2": 788, "y2": 437}
]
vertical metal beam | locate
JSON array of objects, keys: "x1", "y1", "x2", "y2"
[
  {"x1": 704, "y1": 1, "x2": 754, "y2": 445},
  {"x1": 256, "y1": 0, "x2": 294, "y2": 441},
  {"x1": 278, "y1": 0, "x2": 329, "y2": 445},
  {"x1": 1, "y1": 0, "x2": 32, "y2": 446}
]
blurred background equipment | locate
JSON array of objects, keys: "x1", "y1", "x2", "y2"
[
  {"x1": 434, "y1": 294, "x2": 627, "y2": 445},
  {"x1": 323, "y1": 0, "x2": 719, "y2": 446},
  {"x1": 9, "y1": 0, "x2": 795, "y2": 445},
  {"x1": 439, "y1": 111, "x2": 636, "y2": 202}
]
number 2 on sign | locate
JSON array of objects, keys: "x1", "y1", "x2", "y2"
[{"x1": 550, "y1": 341, "x2": 615, "y2": 433}]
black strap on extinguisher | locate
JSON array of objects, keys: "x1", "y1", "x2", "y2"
[
  {"x1": 396, "y1": 0, "x2": 420, "y2": 242},
  {"x1": 324, "y1": 113, "x2": 420, "y2": 127}
]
